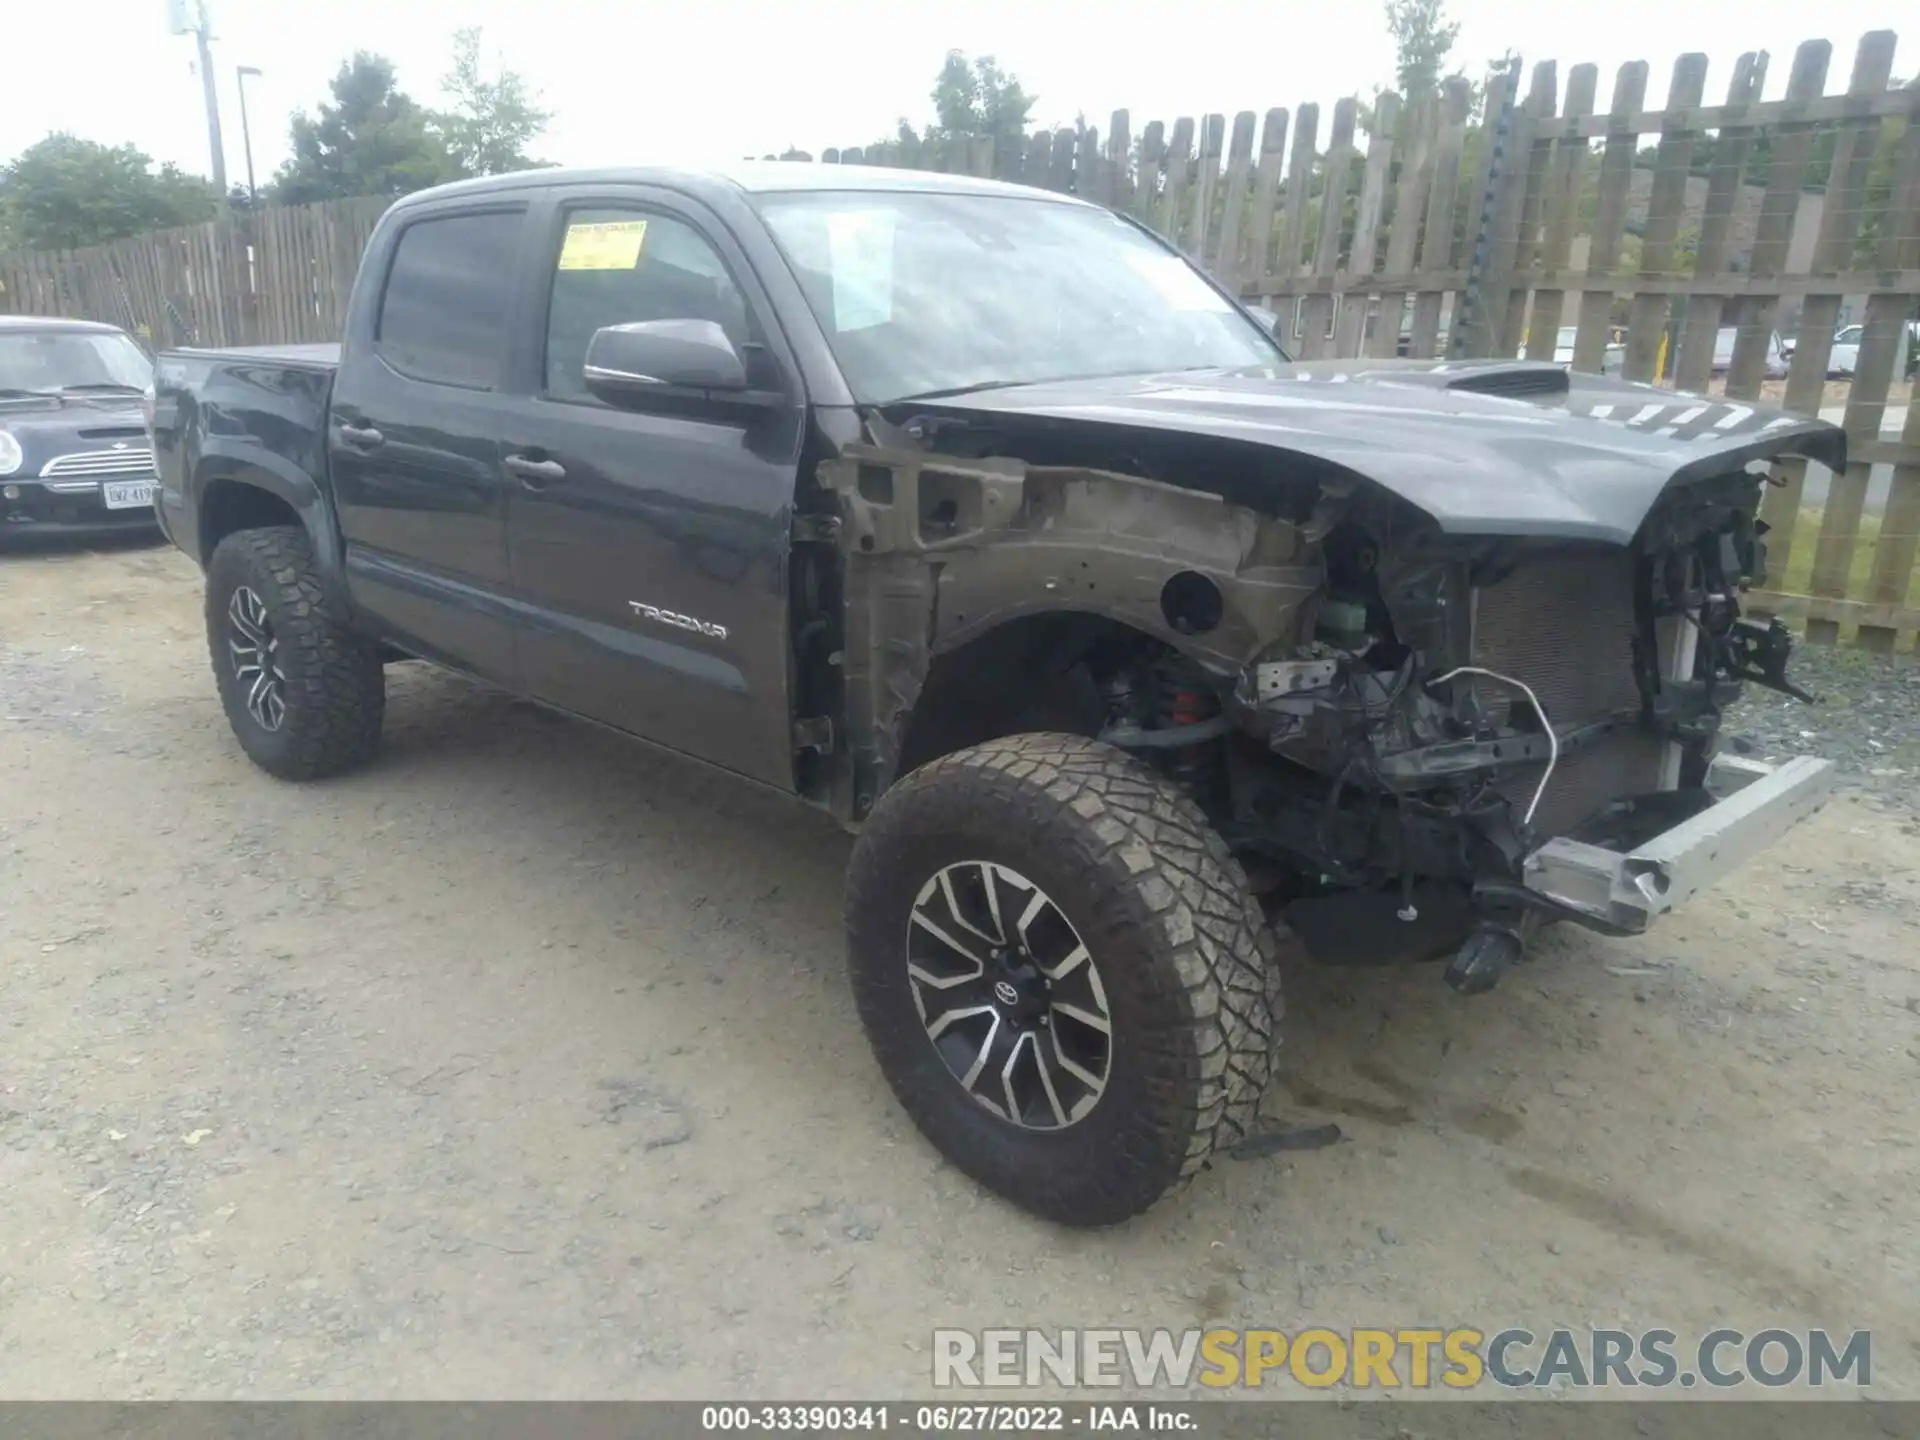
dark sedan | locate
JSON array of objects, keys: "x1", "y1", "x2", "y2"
[{"x1": 0, "y1": 316, "x2": 160, "y2": 542}]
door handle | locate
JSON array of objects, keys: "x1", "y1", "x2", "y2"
[
  {"x1": 338, "y1": 420, "x2": 384, "y2": 450},
  {"x1": 504, "y1": 454, "x2": 567, "y2": 488}
]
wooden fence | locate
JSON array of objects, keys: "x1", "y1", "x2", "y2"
[
  {"x1": 4, "y1": 30, "x2": 1918, "y2": 649},
  {"x1": 0, "y1": 195, "x2": 389, "y2": 352}
]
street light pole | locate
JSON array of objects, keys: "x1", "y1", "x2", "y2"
[{"x1": 236, "y1": 65, "x2": 261, "y2": 204}]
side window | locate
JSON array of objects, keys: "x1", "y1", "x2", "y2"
[
  {"x1": 376, "y1": 210, "x2": 524, "y2": 388},
  {"x1": 543, "y1": 207, "x2": 753, "y2": 399}
]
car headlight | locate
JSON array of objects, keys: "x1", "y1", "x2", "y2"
[{"x1": 0, "y1": 429, "x2": 22, "y2": 477}]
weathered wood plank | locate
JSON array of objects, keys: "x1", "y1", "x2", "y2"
[
  {"x1": 1160, "y1": 118, "x2": 1197, "y2": 248},
  {"x1": 1370, "y1": 92, "x2": 1437, "y2": 358},
  {"x1": 1048, "y1": 127, "x2": 1077, "y2": 195},
  {"x1": 1670, "y1": 52, "x2": 1768, "y2": 392},
  {"x1": 1572, "y1": 61, "x2": 1651, "y2": 374},
  {"x1": 1186, "y1": 115, "x2": 1225, "y2": 263},
  {"x1": 1244, "y1": 108, "x2": 1290, "y2": 293},
  {"x1": 1532, "y1": 86, "x2": 1917, "y2": 139},
  {"x1": 1298, "y1": 99, "x2": 1358, "y2": 359},
  {"x1": 1025, "y1": 130, "x2": 1054, "y2": 195},
  {"x1": 1106, "y1": 110, "x2": 1132, "y2": 210},
  {"x1": 1745, "y1": 590, "x2": 1920, "y2": 635},
  {"x1": 1335, "y1": 91, "x2": 1400, "y2": 357},
  {"x1": 1621, "y1": 53, "x2": 1710, "y2": 383},
  {"x1": 1486, "y1": 61, "x2": 1558, "y2": 358},
  {"x1": 1829, "y1": 33, "x2": 1917, "y2": 652},
  {"x1": 1760, "y1": 36, "x2": 1888, "y2": 635},
  {"x1": 1521, "y1": 63, "x2": 1598, "y2": 362},
  {"x1": 1408, "y1": 78, "x2": 1472, "y2": 358},
  {"x1": 1726, "y1": 40, "x2": 1834, "y2": 401},
  {"x1": 1211, "y1": 111, "x2": 1258, "y2": 287},
  {"x1": 1271, "y1": 102, "x2": 1321, "y2": 302},
  {"x1": 1133, "y1": 123, "x2": 1164, "y2": 228}
]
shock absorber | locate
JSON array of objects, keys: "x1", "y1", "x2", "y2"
[{"x1": 1152, "y1": 654, "x2": 1223, "y2": 805}]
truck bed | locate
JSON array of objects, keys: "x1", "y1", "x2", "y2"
[
  {"x1": 166, "y1": 342, "x2": 341, "y2": 371},
  {"x1": 151, "y1": 345, "x2": 339, "y2": 566}
]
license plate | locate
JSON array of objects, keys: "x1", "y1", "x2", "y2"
[{"x1": 102, "y1": 481, "x2": 155, "y2": 510}]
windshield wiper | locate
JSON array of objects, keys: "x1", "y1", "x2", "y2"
[
  {"x1": 885, "y1": 378, "x2": 1038, "y2": 404},
  {"x1": 0, "y1": 387, "x2": 59, "y2": 398},
  {"x1": 59, "y1": 383, "x2": 146, "y2": 394}
]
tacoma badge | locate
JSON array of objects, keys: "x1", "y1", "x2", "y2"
[{"x1": 628, "y1": 601, "x2": 727, "y2": 641}]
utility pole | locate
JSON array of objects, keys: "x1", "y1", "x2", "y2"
[
  {"x1": 169, "y1": 0, "x2": 227, "y2": 192},
  {"x1": 195, "y1": 6, "x2": 228, "y2": 193}
]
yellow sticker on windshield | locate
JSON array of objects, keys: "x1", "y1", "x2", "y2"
[{"x1": 558, "y1": 219, "x2": 648, "y2": 271}]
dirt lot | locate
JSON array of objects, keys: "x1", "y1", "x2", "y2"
[{"x1": 2, "y1": 539, "x2": 1918, "y2": 1400}]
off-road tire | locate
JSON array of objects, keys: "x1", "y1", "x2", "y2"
[
  {"x1": 205, "y1": 525, "x2": 385, "y2": 781},
  {"x1": 845, "y1": 732, "x2": 1283, "y2": 1226}
]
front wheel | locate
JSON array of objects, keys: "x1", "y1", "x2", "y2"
[
  {"x1": 845, "y1": 733, "x2": 1283, "y2": 1226},
  {"x1": 205, "y1": 526, "x2": 385, "y2": 781}
]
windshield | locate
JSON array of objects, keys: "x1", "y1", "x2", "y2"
[
  {"x1": 753, "y1": 190, "x2": 1284, "y2": 403},
  {"x1": 0, "y1": 329, "x2": 151, "y2": 394}
]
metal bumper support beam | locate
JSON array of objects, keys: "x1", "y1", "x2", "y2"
[{"x1": 1520, "y1": 754, "x2": 1836, "y2": 934}]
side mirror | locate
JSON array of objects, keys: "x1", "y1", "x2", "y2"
[
  {"x1": 1248, "y1": 306, "x2": 1283, "y2": 338},
  {"x1": 583, "y1": 320, "x2": 761, "y2": 407}
]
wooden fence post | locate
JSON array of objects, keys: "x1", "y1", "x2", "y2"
[
  {"x1": 1620, "y1": 54, "x2": 1710, "y2": 383},
  {"x1": 1571, "y1": 61, "x2": 1650, "y2": 373},
  {"x1": 1297, "y1": 100, "x2": 1358, "y2": 359},
  {"x1": 1335, "y1": 91, "x2": 1400, "y2": 357},
  {"x1": 1522, "y1": 64, "x2": 1598, "y2": 362},
  {"x1": 1670, "y1": 52, "x2": 1769, "y2": 392}
]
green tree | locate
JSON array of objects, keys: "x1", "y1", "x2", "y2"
[
  {"x1": 928, "y1": 51, "x2": 1036, "y2": 148},
  {"x1": 272, "y1": 53, "x2": 461, "y2": 204},
  {"x1": 1383, "y1": 0, "x2": 1461, "y2": 107},
  {"x1": 433, "y1": 26, "x2": 552, "y2": 176},
  {"x1": 0, "y1": 134, "x2": 220, "y2": 251}
]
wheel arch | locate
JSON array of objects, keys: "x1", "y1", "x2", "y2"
[
  {"x1": 194, "y1": 448, "x2": 347, "y2": 607},
  {"x1": 816, "y1": 443, "x2": 1321, "y2": 822},
  {"x1": 892, "y1": 606, "x2": 1206, "y2": 786}
]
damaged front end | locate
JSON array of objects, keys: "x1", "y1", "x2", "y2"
[{"x1": 803, "y1": 402, "x2": 1837, "y2": 992}]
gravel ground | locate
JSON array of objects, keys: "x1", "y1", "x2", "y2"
[
  {"x1": 1726, "y1": 641, "x2": 1920, "y2": 820},
  {"x1": 2, "y1": 538, "x2": 1918, "y2": 1403}
]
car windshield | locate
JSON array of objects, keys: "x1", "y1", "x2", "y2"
[
  {"x1": 0, "y1": 329, "x2": 151, "y2": 394},
  {"x1": 753, "y1": 190, "x2": 1285, "y2": 403}
]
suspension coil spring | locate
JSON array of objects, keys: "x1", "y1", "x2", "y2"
[{"x1": 1152, "y1": 655, "x2": 1223, "y2": 802}]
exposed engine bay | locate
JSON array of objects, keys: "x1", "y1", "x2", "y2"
[{"x1": 798, "y1": 377, "x2": 1829, "y2": 993}]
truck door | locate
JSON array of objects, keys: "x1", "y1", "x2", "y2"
[
  {"x1": 329, "y1": 202, "x2": 532, "y2": 685},
  {"x1": 497, "y1": 190, "x2": 806, "y2": 790}
]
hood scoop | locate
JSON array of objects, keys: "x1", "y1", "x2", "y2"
[{"x1": 1444, "y1": 364, "x2": 1571, "y2": 400}]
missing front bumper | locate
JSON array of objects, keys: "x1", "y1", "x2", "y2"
[{"x1": 1519, "y1": 753, "x2": 1836, "y2": 935}]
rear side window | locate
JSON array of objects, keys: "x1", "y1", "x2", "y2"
[{"x1": 376, "y1": 210, "x2": 524, "y2": 387}]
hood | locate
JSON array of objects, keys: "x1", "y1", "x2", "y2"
[
  {"x1": 898, "y1": 359, "x2": 1846, "y2": 546},
  {"x1": 0, "y1": 394, "x2": 148, "y2": 472}
]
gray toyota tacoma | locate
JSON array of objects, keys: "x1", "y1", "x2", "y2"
[{"x1": 149, "y1": 164, "x2": 1839, "y2": 1225}]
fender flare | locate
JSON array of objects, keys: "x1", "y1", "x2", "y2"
[{"x1": 190, "y1": 437, "x2": 349, "y2": 609}]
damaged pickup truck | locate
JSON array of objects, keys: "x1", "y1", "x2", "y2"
[{"x1": 148, "y1": 164, "x2": 1840, "y2": 1226}]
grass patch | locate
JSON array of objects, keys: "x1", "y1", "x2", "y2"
[{"x1": 1766, "y1": 504, "x2": 1920, "y2": 649}]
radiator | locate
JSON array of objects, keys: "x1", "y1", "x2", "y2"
[{"x1": 1471, "y1": 552, "x2": 1665, "y2": 837}]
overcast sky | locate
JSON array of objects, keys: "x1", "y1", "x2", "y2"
[{"x1": 3, "y1": 0, "x2": 1906, "y2": 185}]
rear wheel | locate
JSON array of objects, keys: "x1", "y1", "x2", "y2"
[
  {"x1": 205, "y1": 526, "x2": 385, "y2": 780},
  {"x1": 845, "y1": 733, "x2": 1282, "y2": 1226}
]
